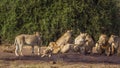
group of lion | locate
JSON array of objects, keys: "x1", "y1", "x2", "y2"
[
  {"x1": 14, "y1": 30, "x2": 120, "y2": 57},
  {"x1": 41, "y1": 30, "x2": 120, "y2": 57}
]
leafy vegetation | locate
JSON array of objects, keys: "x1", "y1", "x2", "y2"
[{"x1": 0, "y1": 0, "x2": 119, "y2": 45}]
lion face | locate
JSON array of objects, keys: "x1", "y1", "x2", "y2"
[
  {"x1": 66, "y1": 30, "x2": 73, "y2": 33},
  {"x1": 74, "y1": 33, "x2": 88, "y2": 45},
  {"x1": 49, "y1": 42, "x2": 56, "y2": 48},
  {"x1": 108, "y1": 35, "x2": 116, "y2": 45},
  {"x1": 98, "y1": 34, "x2": 108, "y2": 46}
]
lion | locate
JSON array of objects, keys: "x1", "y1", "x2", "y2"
[
  {"x1": 14, "y1": 32, "x2": 42, "y2": 56},
  {"x1": 97, "y1": 34, "x2": 109, "y2": 46},
  {"x1": 41, "y1": 43, "x2": 75, "y2": 57},
  {"x1": 56, "y1": 30, "x2": 73, "y2": 47},
  {"x1": 41, "y1": 44, "x2": 53, "y2": 57},
  {"x1": 74, "y1": 32, "x2": 87, "y2": 54},
  {"x1": 94, "y1": 42, "x2": 111, "y2": 56},
  {"x1": 42, "y1": 33, "x2": 95, "y2": 57},
  {"x1": 48, "y1": 42, "x2": 61, "y2": 54},
  {"x1": 92, "y1": 43, "x2": 100, "y2": 54},
  {"x1": 108, "y1": 35, "x2": 120, "y2": 55},
  {"x1": 41, "y1": 30, "x2": 73, "y2": 57},
  {"x1": 74, "y1": 33, "x2": 95, "y2": 54},
  {"x1": 84, "y1": 34, "x2": 95, "y2": 54},
  {"x1": 95, "y1": 34, "x2": 111, "y2": 56},
  {"x1": 74, "y1": 32, "x2": 87, "y2": 45}
]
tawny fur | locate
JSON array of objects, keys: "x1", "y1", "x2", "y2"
[{"x1": 14, "y1": 32, "x2": 42, "y2": 56}]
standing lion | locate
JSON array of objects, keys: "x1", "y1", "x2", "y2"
[{"x1": 14, "y1": 32, "x2": 42, "y2": 56}]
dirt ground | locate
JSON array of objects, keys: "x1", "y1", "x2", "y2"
[{"x1": 0, "y1": 45, "x2": 120, "y2": 68}]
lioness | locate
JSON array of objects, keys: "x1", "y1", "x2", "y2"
[
  {"x1": 41, "y1": 43, "x2": 75, "y2": 57},
  {"x1": 41, "y1": 30, "x2": 73, "y2": 57},
  {"x1": 56, "y1": 30, "x2": 73, "y2": 47},
  {"x1": 48, "y1": 42, "x2": 61, "y2": 54},
  {"x1": 74, "y1": 33, "x2": 95, "y2": 54},
  {"x1": 108, "y1": 35, "x2": 120, "y2": 55},
  {"x1": 98, "y1": 34, "x2": 108, "y2": 46},
  {"x1": 94, "y1": 42, "x2": 111, "y2": 56},
  {"x1": 74, "y1": 33, "x2": 87, "y2": 45},
  {"x1": 95, "y1": 34, "x2": 111, "y2": 56},
  {"x1": 84, "y1": 34, "x2": 95, "y2": 54},
  {"x1": 14, "y1": 32, "x2": 42, "y2": 56}
]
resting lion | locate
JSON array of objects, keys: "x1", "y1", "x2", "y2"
[
  {"x1": 56, "y1": 30, "x2": 73, "y2": 46},
  {"x1": 95, "y1": 34, "x2": 111, "y2": 56},
  {"x1": 94, "y1": 42, "x2": 111, "y2": 56},
  {"x1": 108, "y1": 35, "x2": 120, "y2": 55},
  {"x1": 14, "y1": 32, "x2": 42, "y2": 56},
  {"x1": 84, "y1": 34, "x2": 95, "y2": 54},
  {"x1": 41, "y1": 42, "x2": 75, "y2": 57},
  {"x1": 74, "y1": 33, "x2": 87, "y2": 45},
  {"x1": 97, "y1": 34, "x2": 109, "y2": 46},
  {"x1": 48, "y1": 42, "x2": 61, "y2": 54},
  {"x1": 74, "y1": 33, "x2": 95, "y2": 54},
  {"x1": 41, "y1": 30, "x2": 73, "y2": 57}
]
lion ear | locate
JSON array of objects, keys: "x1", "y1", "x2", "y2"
[
  {"x1": 111, "y1": 35, "x2": 114, "y2": 37},
  {"x1": 67, "y1": 30, "x2": 73, "y2": 32}
]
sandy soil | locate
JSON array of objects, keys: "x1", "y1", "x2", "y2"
[{"x1": 0, "y1": 45, "x2": 120, "y2": 68}]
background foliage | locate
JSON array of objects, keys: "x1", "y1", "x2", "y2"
[{"x1": 0, "y1": 0, "x2": 119, "y2": 45}]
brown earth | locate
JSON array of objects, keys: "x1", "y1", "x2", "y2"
[{"x1": 0, "y1": 45, "x2": 120, "y2": 68}]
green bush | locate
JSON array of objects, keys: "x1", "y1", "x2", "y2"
[{"x1": 0, "y1": 0, "x2": 119, "y2": 45}]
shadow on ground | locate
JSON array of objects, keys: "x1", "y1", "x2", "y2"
[{"x1": 1, "y1": 53, "x2": 120, "y2": 64}]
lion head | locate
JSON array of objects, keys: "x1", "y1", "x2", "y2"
[{"x1": 98, "y1": 34, "x2": 108, "y2": 46}]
